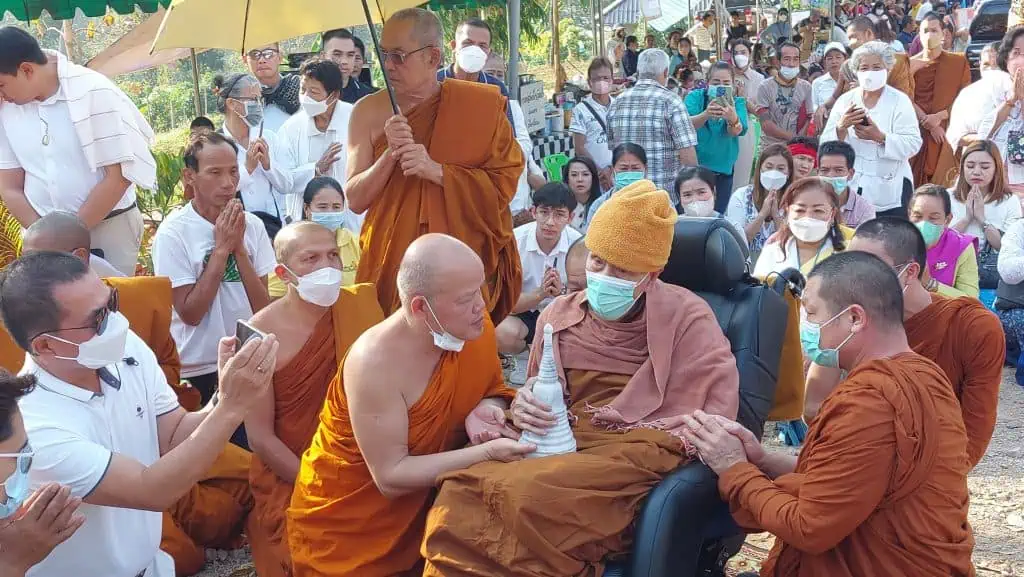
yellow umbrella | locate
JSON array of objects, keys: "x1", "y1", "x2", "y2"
[{"x1": 150, "y1": 0, "x2": 425, "y2": 53}]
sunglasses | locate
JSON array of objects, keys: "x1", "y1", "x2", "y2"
[
  {"x1": 247, "y1": 48, "x2": 280, "y2": 61},
  {"x1": 36, "y1": 287, "x2": 119, "y2": 341}
]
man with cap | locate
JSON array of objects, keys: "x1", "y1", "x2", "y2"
[
  {"x1": 812, "y1": 42, "x2": 848, "y2": 124},
  {"x1": 421, "y1": 180, "x2": 740, "y2": 576}
]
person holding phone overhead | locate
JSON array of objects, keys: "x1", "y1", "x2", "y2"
[
  {"x1": 685, "y1": 62, "x2": 748, "y2": 214},
  {"x1": 821, "y1": 41, "x2": 922, "y2": 218}
]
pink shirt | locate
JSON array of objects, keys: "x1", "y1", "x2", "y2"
[{"x1": 842, "y1": 192, "x2": 877, "y2": 229}]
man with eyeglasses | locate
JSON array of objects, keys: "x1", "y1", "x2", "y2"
[
  {"x1": 0, "y1": 250, "x2": 278, "y2": 577},
  {"x1": 437, "y1": 18, "x2": 514, "y2": 126},
  {"x1": 244, "y1": 43, "x2": 300, "y2": 133},
  {"x1": 321, "y1": 28, "x2": 374, "y2": 105},
  {"x1": 0, "y1": 26, "x2": 155, "y2": 277},
  {"x1": 0, "y1": 371, "x2": 84, "y2": 577},
  {"x1": 347, "y1": 7, "x2": 523, "y2": 325}
]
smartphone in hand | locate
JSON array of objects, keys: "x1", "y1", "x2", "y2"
[{"x1": 236, "y1": 319, "x2": 266, "y2": 347}]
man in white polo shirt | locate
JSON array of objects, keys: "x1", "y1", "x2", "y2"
[
  {"x1": 570, "y1": 57, "x2": 615, "y2": 191},
  {"x1": 0, "y1": 251, "x2": 279, "y2": 577},
  {"x1": 0, "y1": 27, "x2": 155, "y2": 277}
]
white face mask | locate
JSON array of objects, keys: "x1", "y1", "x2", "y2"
[
  {"x1": 789, "y1": 216, "x2": 831, "y2": 242},
  {"x1": 46, "y1": 311, "x2": 130, "y2": 370},
  {"x1": 285, "y1": 265, "x2": 343, "y2": 307},
  {"x1": 682, "y1": 198, "x2": 716, "y2": 217},
  {"x1": 779, "y1": 66, "x2": 800, "y2": 80},
  {"x1": 760, "y1": 169, "x2": 788, "y2": 191},
  {"x1": 456, "y1": 45, "x2": 488, "y2": 74},
  {"x1": 734, "y1": 54, "x2": 750, "y2": 68},
  {"x1": 423, "y1": 299, "x2": 465, "y2": 352},
  {"x1": 300, "y1": 93, "x2": 331, "y2": 117},
  {"x1": 856, "y1": 69, "x2": 888, "y2": 92}
]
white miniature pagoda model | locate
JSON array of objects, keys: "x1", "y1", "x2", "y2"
[{"x1": 519, "y1": 324, "x2": 577, "y2": 458}]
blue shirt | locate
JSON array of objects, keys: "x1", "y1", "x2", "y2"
[
  {"x1": 436, "y1": 65, "x2": 514, "y2": 126},
  {"x1": 684, "y1": 88, "x2": 748, "y2": 176}
]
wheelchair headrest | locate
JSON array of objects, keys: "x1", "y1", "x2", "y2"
[{"x1": 659, "y1": 217, "x2": 749, "y2": 295}]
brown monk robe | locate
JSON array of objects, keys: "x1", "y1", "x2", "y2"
[
  {"x1": 909, "y1": 16, "x2": 971, "y2": 185},
  {"x1": 687, "y1": 251, "x2": 974, "y2": 577},
  {"x1": 245, "y1": 222, "x2": 385, "y2": 577},
  {"x1": 288, "y1": 234, "x2": 525, "y2": 577},
  {"x1": 422, "y1": 181, "x2": 739, "y2": 577},
  {"x1": 347, "y1": 9, "x2": 522, "y2": 324}
]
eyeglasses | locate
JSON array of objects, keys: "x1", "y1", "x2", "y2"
[
  {"x1": 380, "y1": 45, "x2": 434, "y2": 66},
  {"x1": 34, "y1": 287, "x2": 119, "y2": 341},
  {"x1": 0, "y1": 442, "x2": 33, "y2": 475},
  {"x1": 535, "y1": 208, "x2": 571, "y2": 223},
  {"x1": 247, "y1": 48, "x2": 280, "y2": 61}
]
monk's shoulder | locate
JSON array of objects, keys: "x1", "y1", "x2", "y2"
[
  {"x1": 657, "y1": 282, "x2": 719, "y2": 322},
  {"x1": 341, "y1": 320, "x2": 393, "y2": 387},
  {"x1": 442, "y1": 79, "x2": 504, "y2": 116},
  {"x1": 350, "y1": 90, "x2": 392, "y2": 128},
  {"x1": 248, "y1": 297, "x2": 288, "y2": 332}
]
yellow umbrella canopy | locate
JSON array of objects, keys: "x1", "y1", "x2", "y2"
[{"x1": 151, "y1": 0, "x2": 426, "y2": 53}]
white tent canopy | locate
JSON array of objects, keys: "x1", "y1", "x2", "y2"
[{"x1": 602, "y1": 0, "x2": 713, "y2": 31}]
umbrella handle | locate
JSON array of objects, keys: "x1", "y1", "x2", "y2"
[{"x1": 361, "y1": 0, "x2": 401, "y2": 115}]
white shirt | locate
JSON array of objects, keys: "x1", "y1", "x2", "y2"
[
  {"x1": 90, "y1": 254, "x2": 125, "y2": 278},
  {"x1": 821, "y1": 86, "x2": 923, "y2": 211},
  {"x1": 950, "y1": 192, "x2": 1023, "y2": 250},
  {"x1": 752, "y1": 236, "x2": 838, "y2": 278},
  {"x1": 811, "y1": 73, "x2": 839, "y2": 112},
  {"x1": 569, "y1": 95, "x2": 613, "y2": 171},
  {"x1": 261, "y1": 102, "x2": 291, "y2": 135},
  {"x1": 998, "y1": 219, "x2": 1024, "y2": 283},
  {"x1": 738, "y1": 67, "x2": 766, "y2": 103},
  {"x1": 19, "y1": 332, "x2": 178, "y2": 577},
  {"x1": 510, "y1": 100, "x2": 540, "y2": 214},
  {"x1": 978, "y1": 101, "x2": 1024, "y2": 186},
  {"x1": 152, "y1": 203, "x2": 276, "y2": 377},
  {"x1": 947, "y1": 70, "x2": 1013, "y2": 148},
  {"x1": 514, "y1": 221, "x2": 582, "y2": 310},
  {"x1": 223, "y1": 124, "x2": 294, "y2": 221},
  {"x1": 0, "y1": 92, "x2": 135, "y2": 216}
]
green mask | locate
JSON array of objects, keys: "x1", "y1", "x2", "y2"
[{"x1": 915, "y1": 220, "x2": 944, "y2": 246}]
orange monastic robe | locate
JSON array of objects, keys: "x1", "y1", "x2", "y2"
[
  {"x1": 721, "y1": 354, "x2": 975, "y2": 577},
  {"x1": 248, "y1": 284, "x2": 384, "y2": 577},
  {"x1": 286, "y1": 318, "x2": 515, "y2": 577},
  {"x1": 905, "y1": 294, "x2": 1004, "y2": 467},
  {"x1": 910, "y1": 52, "x2": 971, "y2": 185},
  {"x1": 355, "y1": 80, "x2": 523, "y2": 324}
]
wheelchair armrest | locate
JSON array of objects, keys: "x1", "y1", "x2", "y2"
[{"x1": 627, "y1": 460, "x2": 723, "y2": 577}]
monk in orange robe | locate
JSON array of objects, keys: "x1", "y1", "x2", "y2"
[
  {"x1": 909, "y1": 13, "x2": 971, "y2": 185},
  {"x1": 346, "y1": 8, "x2": 522, "y2": 324},
  {"x1": 805, "y1": 217, "x2": 1002, "y2": 467},
  {"x1": 243, "y1": 223, "x2": 384, "y2": 577},
  {"x1": 685, "y1": 250, "x2": 974, "y2": 577},
  {"x1": 287, "y1": 234, "x2": 530, "y2": 577},
  {"x1": 421, "y1": 182, "x2": 739, "y2": 577},
  {"x1": 16, "y1": 212, "x2": 253, "y2": 576}
]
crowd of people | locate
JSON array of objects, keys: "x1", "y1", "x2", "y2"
[{"x1": 0, "y1": 1, "x2": 1015, "y2": 576}]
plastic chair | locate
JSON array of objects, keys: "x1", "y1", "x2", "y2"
[{"x1": 542, "y1": 153, "x2": 570, "y2": 182}]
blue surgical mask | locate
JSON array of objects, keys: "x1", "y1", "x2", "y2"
[
  {"x1": 614, "y1": 171, "x2": 645, "y2": 191},
  {"x1": 0, "y1": 444, "x2": 33, "y2": 519},
  {"x1": 310, "y1": 211, "x2": 346, "y2": 232},
  {"x1": 586, "y1": 271, "x2": 642, "y2": 321},
  {"x1": 799, "y1": 306, "x2": 854, "y2": 368},
  {"x1": 828, "y1": 176, "x2": 849, "y2": 195},
  {"x1": 915, "y1": 220, "x2": 944, "y2": 247}
]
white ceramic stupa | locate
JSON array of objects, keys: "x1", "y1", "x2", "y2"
[{"x1": 519, "y1": 324, "x2": 577, "y2": 458}]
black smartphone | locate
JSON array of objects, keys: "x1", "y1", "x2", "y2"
[
  {"x1": 236, "y1": 319, "x2": 266, "y2": 347},
  {"x1": 860, "y1": 116, "x2": 871, "y2": 126}
]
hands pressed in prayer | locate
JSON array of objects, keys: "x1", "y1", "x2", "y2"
[
  {"x1": 0, "y1": 484, "x2": 84, "y2": 574},
  {"x1": 466, "y1": 401, "x2": 519, "y2": 445},
  {"x1": 542, "y1": 267, "x2": 564, "y2": 297},
  {"x1": 759, "y1": 190, "x2": 779, "y2": 221},
  {"x1": 245, "y1": 138, "x2": 269, "y2": 174},
  {"x1": 214, "y1": 201, "x2": 241, "y2": 254},
  {"x1": 316, "y1": 142, "x2": 344, "y2": 177},
  {"x1": 216, "y1": 333, "x2": 279, "y2": 420},
  {"x1": 254, "y1": 138, "x2": 271, "y2": 171},
  {"x1": 1013, "y1": 69, "x2": 1024, "y2": 105},
  {"x1": 511, "y1": 378, "x2": 557, "y2": 436},
  {"x1": 680, "y1": 410, "x2": 749, "y2": 475}
]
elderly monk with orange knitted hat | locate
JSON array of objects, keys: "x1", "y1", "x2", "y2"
[
  {"x1": 804, "y1": 216, "x2": 1002, "y2": 468},
  {"x1": 421, "y1": 180, "x2": 739, "y2": 577},
  {"x1": 347, "y1": 8, "x2": 522, "y2": 323},
  {"x1": 287, "y1": 233, "x2": 531, "y2": 577},
  {"x1": 685, "y1": 251, "x2": 974, "y2": 577}
]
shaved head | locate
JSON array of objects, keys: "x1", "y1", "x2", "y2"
[
  {"x1": 807, "y1": 251, "x2": 904, "y2": 328},
  {"x1": 397, "y1": 233, "x2": 483, "y2": 303},
  {"x1": 852, "y1": 217, "x2": 927, "y2": 278},
  {"x1": 388, "y1": 7, "x2": 443, "y2": 48},
  {"x1": 22, "y1": 211, "x2": 90, "y2": 256},
  {"x1": 566, "y1": 236, "x2": 589, "y2": 292},
  {"x1": 274, "y1": 221, "x2": 336, "y2": 263}
]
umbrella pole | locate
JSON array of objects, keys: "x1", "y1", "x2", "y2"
[
  {"x1": 360, "y1": 0, "x2": 400, "y2": 114},
  {"x1": 508, "y1": 0, "x2": 521, "y2": 100},
  {"x1": 190, "y1": 49, "x2": 202, "y2": 116}
]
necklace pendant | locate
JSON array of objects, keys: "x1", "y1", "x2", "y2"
[{"x1": 41, "y1": 134, "x2": 50, "y2": 146}]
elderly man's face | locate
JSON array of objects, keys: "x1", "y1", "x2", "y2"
[{"x1": 380, "y1": 19, "x2": 441, "y2": 94}]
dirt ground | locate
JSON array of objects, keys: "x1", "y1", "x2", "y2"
[{"x1": 197, "y1": 371, "x2": 1024, "y2": 577}]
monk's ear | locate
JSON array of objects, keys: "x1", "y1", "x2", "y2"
[{"x1": 848, "y1": 304, "x2": 868, "y2": 334}]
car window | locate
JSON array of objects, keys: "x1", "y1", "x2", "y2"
[{"x1": 971, "y1": 1, "x2": 1008, "y2": 39}]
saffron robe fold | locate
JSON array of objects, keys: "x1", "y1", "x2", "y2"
[
  {"x1": 905, "y1": 294, "x2": 1004, "y2": 467},
  {"x1": 421, "y1": 291, "x2": 739, "y2": 577},
  {"x1": 355, "y1": 80, "x2": 523, "y2": 324},
  {"x1": 910, "y1": 52, "x2": 971, "y2": 185},
  {"x1": 161, "y1": 445, "x2": 253, "y2": 576},
  {"x1": 721, "y1": 353, "x2": 975, "y2": 577},
  {"x1": 248, "y1": 284, "x2": 384, "y2": 577},
  {"x1": 286, "y1": 317, "x2": 515, "y2": 577}
]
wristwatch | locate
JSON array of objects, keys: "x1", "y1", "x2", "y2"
[{"x1": 925, "y1": 277, "x2": 939, "y2": 292}]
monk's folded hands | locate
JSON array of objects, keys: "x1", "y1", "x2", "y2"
[{"x1": 680, "y1": 411, "x2": 749, "y2": 474}]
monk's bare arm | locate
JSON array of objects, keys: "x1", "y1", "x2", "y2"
[
  {"x1": 803, "y1": 362, "x2": 843, "y2": 423},
  {"x1": 345, "y1": 98, "x2": 399, "y2": 215},
  {"x1": 345, "y1": 340, "x2": 492, "y2": 499},
  {"x1": 245, "y1": 373, "x2": 300, "y2": 482}
]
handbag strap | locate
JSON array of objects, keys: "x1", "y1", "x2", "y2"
[{"x1": 581, "y1": 99, "x2": 608, "y2": 136}]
